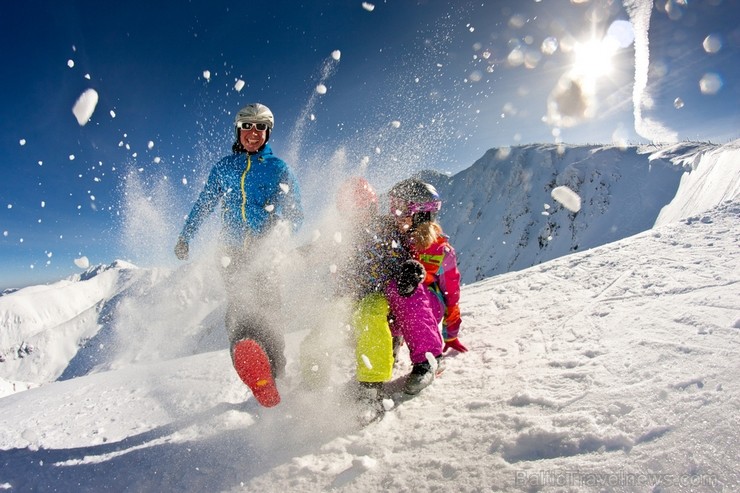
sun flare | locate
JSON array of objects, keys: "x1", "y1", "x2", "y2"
[{"x1": 572, "y1": 38, "x2": 618, "y2": 79}]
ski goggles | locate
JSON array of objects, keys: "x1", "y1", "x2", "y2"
[
  {"x1": 236, "y1": 121, "x2": 269, "y2": 131},
  {"x1": 390, "y1": 197, "x2": 442, "y2": 217}
]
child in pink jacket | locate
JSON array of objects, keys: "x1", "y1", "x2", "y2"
[{"x1": 385, "y1": 179, "x2": 467, "y2": 394}]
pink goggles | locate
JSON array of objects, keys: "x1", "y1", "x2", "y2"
[{"x1": 391, "y1": 198, "x2": 442, "y2": 217}]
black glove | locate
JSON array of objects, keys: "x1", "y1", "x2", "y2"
[
  {"x1": 397, "y1": 260, "x2": 425, "y2": 297},
  {"x1": 174, "y1": 237, "x2": 189, "y2": 260}
]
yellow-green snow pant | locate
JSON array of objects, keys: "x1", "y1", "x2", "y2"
[{"x1": 353, "y1": 293, "x2": 394, "y2": 383}]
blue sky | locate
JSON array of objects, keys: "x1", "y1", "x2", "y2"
[{"x1": 1, "y1": 0, "x2": 738, "y2": 289}]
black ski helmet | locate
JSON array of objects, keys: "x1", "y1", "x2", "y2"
[{"x1": 388, "y1": 179, "x2": 442, "y2": 225}]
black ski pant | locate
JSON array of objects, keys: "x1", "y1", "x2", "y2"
[{"x1": 220, "y1": 246, "x2": 286, "y2": 378}]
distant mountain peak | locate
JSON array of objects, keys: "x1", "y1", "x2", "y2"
[{"x1": 68, "y1": 259, "x2": 139, "y2": 282}]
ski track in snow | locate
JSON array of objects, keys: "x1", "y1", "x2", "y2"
[{"x1": 0, "y1": 199, "x2": 738, "y2": 491}]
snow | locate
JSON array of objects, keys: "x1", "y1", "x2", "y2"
[
  {"x1": 426, "y1": 141, "x2": 739, "y2": 284},
  {"x1": 551, "y1": 185, "x2": 581, "y2": 212},
  {"x1": 316, "y1": 84, "x2": 327, "y2": 95},
  {"x1": 74, "y1": 257, "x2": 90, "y2": 269},
  {"x1": 0, "y1": 142, "x2": 738, "y2": 491},
  {"x1": 71, "y1": 88, "x2": 99, "y2": 126}
]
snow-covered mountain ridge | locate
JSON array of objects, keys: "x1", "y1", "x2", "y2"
[
  {"x1": 427, "y1": 140, "x2": 739, "y2": 283},
  {"x1": 0, "y1": 261, "x2": 148, "y2": 391}
]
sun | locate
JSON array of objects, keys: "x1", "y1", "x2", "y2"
[{"x1": 572, "y1": 37, "x2": 619, "y2": 80}]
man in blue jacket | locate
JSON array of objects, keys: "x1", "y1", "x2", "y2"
[{"x1": 174, "y1": 103, "x2": 303, "y2": 407}]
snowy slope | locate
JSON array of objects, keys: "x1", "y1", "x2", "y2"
[
  {"x1": 653, "y1": 140, "x2": 740, "y2": 226},
  {"x1": 0, "y1": 198, "x2": 737, "y2": 492},
  {"x1": 0, "y1": 258, "x2": 227, "y2": 392},
  {"x1": 0, "y1": 261, "x2": 145, "y2": 387}
]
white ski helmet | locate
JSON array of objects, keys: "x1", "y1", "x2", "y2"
[{"x1": 235, "y1": 103, "x2": 274, "y2": 130}]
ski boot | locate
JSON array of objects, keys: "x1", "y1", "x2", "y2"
[
  {"x1": 232, "y1": 339, "x2": 281, "y2": 407},
  {"x1": 403, "y1": 355, "x2": 443, "y2": 395},
  {"x1": 351, "y1": 381, "x2": 388, "y2": 426}
]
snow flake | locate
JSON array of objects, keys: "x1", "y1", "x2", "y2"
[
  {"x1": 279, "y1": 183, "x2": 290, "y2": 194},
  {"x1": 147, "y1": 141, "x2": 154, "y2": 150},
  {"x1": 234, "y1": 79, "x2": 245, "y2": 92},
  {"x1": 551, "y1": 186, "x2": 581, "y2": 213},
  {"x1": 67, "y1": 59, "x2": 74, "y2": 68},
  {"x1": 69, "y1": 155, "x2": 75, "y2": 161},
  {"x1": 331, "y1": 50, "x2": 341, "y2": 61},
  {"x1": 19, "y1": 139, "x2": 26, "y2": 146},
  {"x1": 390, "y1": 121, "x2": 401, "y2": 128},
  {"x1": 425, "y1": 352, "x2": 438, "y2": 372},
  {"x1": 265, "y1": 204, "x2": 275, "y2": 212},
  {"x1": 110, "y1": 110, "x2": 116, "y2": 118},
  {"x1": 316, "y1": 84, "x2": 327, "y2": 95},
  {"x1": 72, "y1": 88, "x2": 99, "y2": 126},
  {"x1": 361, "y1": 2, "x2": 375, "y2": 12},
  {"x1": 203, "y1": 70, "x2": 211, "y2": 81}
]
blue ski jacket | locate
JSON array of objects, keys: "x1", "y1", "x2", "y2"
[{"x1": 179, "y1": 144, "x2": 303, "y2": 247}]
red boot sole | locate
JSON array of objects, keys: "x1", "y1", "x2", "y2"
[{"x1": 233, "y1": 339, "x2": 281, "y2": 407}]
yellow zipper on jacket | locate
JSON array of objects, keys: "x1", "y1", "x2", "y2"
[{"x1": 240, "y1": 154, "x2": 252, "y2": 222}]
